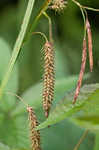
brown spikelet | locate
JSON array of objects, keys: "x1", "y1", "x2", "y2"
[
  {"x1": 27, "y1": 106, "x2": 41, "y2": 150},
  {"x1": 43, "y1": 41, "x2": 55, "y2": 117},
  {"x1": 86, "y1": 17, "x2": 93, "y2": 72},
  {"x1": 50, "y1": 0, "x2": 67, "y2": 12},
  {"x1": 73, "y1": 37, "x2": 87, "y2": 104}
]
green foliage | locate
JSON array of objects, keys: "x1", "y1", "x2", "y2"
[
  {"x1": 36, "y1": 84, "x2": 99, "y2": 130},
  {"x1": 0, "y1": 39, "x2": 29, "y2": 149},
  {"x1": 12, "y1": 76, "x2": 78, "y2": 117},
  {"x1": 0, "y1": 0, "x2": 35, "y2": 97},
  {"x1": 0, "y1": 0, "x2": 99, "y2": 150},
  {"x1": 0, "y1": 38, "x2": 18, "y2": 110},
  {"x1": 0, "y1": 142, "x2": 10, "y2": 150},
  {"x1": 94, "y1": 133, "x2": 99, "y2": 150},
  {"x1": 11, "y1": 77, "x2": 94, "y2": 150}
]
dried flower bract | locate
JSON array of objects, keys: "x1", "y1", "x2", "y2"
[
  {"x1": 43, "y1": 41, "x2": 55, "y2": 117},
  {"x1": 27, "y1": 106, "x2": 41, "y2": 150}
]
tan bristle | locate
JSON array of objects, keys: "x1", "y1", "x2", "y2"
[
  {"x1": 73, "y1": 37, "x2": 87, "y2": 104},
  {"x1": 27, "y1": 106, "x2": 41, "y2": 150},
  {"x1": 43, "y1": 41, "x2": 55, "y2": 117},
  {"x1": 51, "y1": 0, "x2": 67, "y2": 12},
  {"x1": 86, "y1": 17, "x2": 93, "y2": 72}
]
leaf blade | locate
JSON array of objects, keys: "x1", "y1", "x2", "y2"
[{"x1": 36, "y1": 84, "x2": 99, "y2": 130}]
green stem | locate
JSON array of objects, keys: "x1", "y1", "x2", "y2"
[
  {"x1": 43, "y1": 12, "x2": 53, "y2": 43},
  {"x1": 0, "y1": 0, "x2": 52, "y2": 99},
  {"x1": 80, "y1": 7, "x2": 86, "y2": 37},
  {"x1": 32, "y1": 32, "x2": 48, "y2": 42},
  {"x1": 0, "y1": 0, "x2": 35, "y2": 98},
  {"x1": 72, "y1": 0, "x2": 99, "y2": 12},
  {"x1": 24, "y1": 0, "x2": 52, "y2": 43},
  {"x1": 71, "y1": 0, "x2": 86, "y2": 37},
  {"x1": 83, "y1": 6, "x2": 99, "y2": 12}
]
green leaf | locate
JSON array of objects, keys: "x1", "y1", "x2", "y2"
[
  {"x1": 0, "y1": 142, "x2": 10, "y2": 150},
  {"x1": 36, "y1": 84, "x2": 99, "y2": 130},
  {"x1": 0, "y1": 76, "x2": 79, "y2": 149},
  {"x1": 0, "y1": 38, "x2": 18, "y2": 111},
  {"x1": 0, "y1": 113, "x2": 30, "y2": 149},
  {"x1": 0, "y1": 77, "x2": 95, "y2": 149},
  {"x1": 94, "y1": 133, "x2": 99, "y2": 150},
  {"x1": 41, "y1": 120, "x2": 94, "y2": 150},
  {"x1": 0, "y1": 39, "x2": 20, "y2": 149}
]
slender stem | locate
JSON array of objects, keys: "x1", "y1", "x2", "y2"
[
  {"x1": 80, "y1": 7, "x2": 86, "y2": 37},
  {"x1": 6, "y1": 91, "x2": 28, "y2": 107},
  {"x1": 83, "y1": 6, "x2": 99, "y2": 12},
  {"x1": 80, "y1": 8, "x2": 85, "y2": 25},
  {"x1": 72, "y1": 0, "x2": 86, "y2": 37},
  {"x1": 72, "y1": 0, "x2": 85, "y2": 24},
  {"x1": 24, "y1": 0, "x2": 52, "y2": 43},
  {"x1": 32, "y1": 32, "x2": 48, "y2": 42},
  {"x1": 72, "y1": 0, "x2": 99, "y2": 12},
  {"x1": 43, "y1": 12, "x2": 53, "y2": 43},
  {"x1": 72, "y1": 0, "x2": 81, "y2": 8},
  {"x1": 0, "y1": 0, "x2": 35, "y2": 99},
  {"x1": 74, "y1": 130, "x2": 89, "y2": 150}
]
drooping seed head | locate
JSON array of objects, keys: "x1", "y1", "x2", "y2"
[
  {"x1": 27, "y1": 106, "x2": 41, "y2": 150},
  {"x1": 43, "y1": 41, "x2": 55, "y2": 117},
  {"x1": 86, "y1": 17, "x2": 93, "y2": 72},
  {"x1": 73, "y1": 37, "x2": 87, "y2": 104}
]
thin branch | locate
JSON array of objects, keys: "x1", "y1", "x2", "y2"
[
  {"x1": 43, "y1": 12, "x2": 53, "y2": 43},
  {"x1": 24, "y1": 0, "x2": 52, "y2": 43},
  {"x1": 83, "y1": 6, "x2": 99, "y2": 12},
  {"x1": 74, "y1": 130, "x2": 89, "y2": 150},
  {"x1": 72, "y1": 0, "x2": 99, "y2": 12},
  {"x1": 32, "y1": 32, "x2": 48, "y2": 42}
]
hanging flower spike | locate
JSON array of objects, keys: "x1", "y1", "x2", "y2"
[
  {"x1": 50, "y1": 0, "x2": 67, "y2": 12},
  {"x1": 43, "y1": 41, "x2": 55, "y2": 117},
  {"x1": 86, "y1": 17, "x2": 93, "y2": 72},
  {"x1": 27, "y1": 106, "x2": 41, "y2": 150},
  {"x1": 73, "y1": 37, "x2": 87, "y2": 104}
]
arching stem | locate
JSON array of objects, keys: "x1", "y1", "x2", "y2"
[
  {"x1": 43, "y1": 12, "x2": 53, "y2": 43},
  {"x1": 74, "y1": 130, "x2": 89, "y2": 150}
]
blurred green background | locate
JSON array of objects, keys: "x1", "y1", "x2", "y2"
[
  {"x1": 0, "y1": 0, "x2": 99, "y2": 150},
  {"x1": 0, "y1": 0, "x2": 99, "y2": 94}
]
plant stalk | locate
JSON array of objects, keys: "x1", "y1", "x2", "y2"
[
  {"x1": 0, "y1": 0, "x2": 35, "y2": 99},
  {"x1": 0, "y1": 0, "x2": 52, "y2": 99},
  {"x1": 74, "y1": 130, "x2": 89, "y2": 150}
]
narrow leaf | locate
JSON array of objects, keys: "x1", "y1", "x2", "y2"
[{"x1": 0, "y1": 0, "x2": 35, "y2": 97}]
